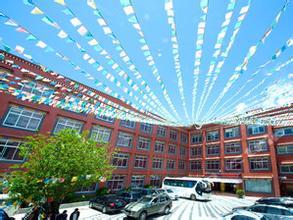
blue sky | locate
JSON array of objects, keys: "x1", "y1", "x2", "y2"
[{"x1": 0, "y1": 0, "x2": 292, "y2": 126}]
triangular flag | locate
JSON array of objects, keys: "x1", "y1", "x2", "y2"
[
  {"x1": 54, "y1": 0, "x2": 66, "y2": 6},
  {"x1": 31, "y1": 7, "x2": 44, "y2": 15}
]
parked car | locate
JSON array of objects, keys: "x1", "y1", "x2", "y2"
[
  {"x1": 157, "y1": 188, "x2": 178, "y2": 200},
  {"x1": 222, "y1": 209, "x2": 268, "y2": 220},
  {"x1": 123, "y1": 193, "x2": 172, "y2": 220},
  {"x1": 132, "y1": 188, "x2": 161, "y2": 196},
  {"x1": 233, "y1": 204, "x2": 293, "y2": 219},
  {"x1": 256, "y1": 197, "x2": 293, "y2": 208},
  {"x1": 116, "y1": 190, "x2": 143, "y2": 203},
  {"x1": 0, "y1": 208, "x2": 15, "y2": 220},
  {"x1": 89, "y1": 194, "x2": 127, "y2": 214}
]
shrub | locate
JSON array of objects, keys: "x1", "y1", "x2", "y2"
[{"x1": 236, "y1": 189, "x2": 245, "y2": 198}]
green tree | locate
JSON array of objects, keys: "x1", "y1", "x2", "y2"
[{"x1": 5, "y1": 129, "x2": 114, "y2": 213}]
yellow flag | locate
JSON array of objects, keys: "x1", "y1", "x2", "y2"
[
  {"x1": 31, "y1": 7, "x2": 44, "y2": 15},
  {"x1": 71, "y1": 176, "x2": 78, "y2": 182},
  {"x1": 54, "y1": 0, "x2": 66, "y2": 6}
]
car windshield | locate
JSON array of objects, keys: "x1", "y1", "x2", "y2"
[
  {"x1": 201, "y1": 180, "x2": 212, "y2": 192},
  {"x1": 167, "y1": 189, "x2": 173, "y2": 193},
  {"x1": 139, "y1": 197, "x2": 153, "y2": 203}
]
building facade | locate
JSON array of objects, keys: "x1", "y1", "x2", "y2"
[{"x1": 0, "y1": 52, "x2": 292, "y2": 197}]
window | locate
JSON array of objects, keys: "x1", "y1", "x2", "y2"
[
  {"x1": 280, "y1": 164, "x2": 293, "y2": 174},
  {"x1": 117, "y1": 132, "x2": 133, "y2": 147},
  {"x1": 249, "y1": 157, "x2": 270, "y2": 171},
  {"x1": 207, "y1": 130, "x2": 219, "y2": 141},
  {"x1": 190, "y1": 147, "x2": 202, "y2": 157},
  {"x1": 206, "y1": 145, "x2": 220, "y2": 156},
  {"x1": 131, "y1": 175, "x2": 145, "y2": 188},
  {"x1": 96, "y1": 114, "x2": 114, "y2": 123},
  {"x1": 224, "y1": 127, "x2": 240, "y2": 139},
  {"x1": 178, "y1": 160, "x2": 185, "y2": 169},
  {"x1": 152, "y1": 158, "x2": 163, "y2": 169},
  {"x1": 191, "y1": 134, "x2": 202, "y2": 144},
  {"x1": 76, "y1": 183, "x2": 97, "y2": 193},
  {"x1": 3, "y1": 106, "x2": 44, "y2": 131},
  {"x1": 206, "y1": 160, "x2": 220, "y2": 172},
  {"x1": 137, "y1": 137, "x2": 151, "y2": 150},
  {"x1": 225, "y1": 142, "x2": 241, "y2": 154},
  {"x1": 277, "y1": 144, "x2": 293, "y2": 154},
  {"x1": 120, "y1": 120, "x2": 135, "y2": 129},
  {"x1": 244, "y1": 179, "x2": 272, "y2": 193},
  {"x1": 180, "y1": 133, "x2": 188, "y2": 144},
  {"x1": 154, "y1": 141, "x2": 165, "y2": 153},
  {"x1": 247, "y1": 125, "x2": 266, "y2": 136},
  {"x1": 247, "y1": 139, "x2": 268, "y2": 153},
  {"x1": 0, "y1": 138, "x2": 23, "y2": 162},
  {"x1": 140, "y1": 122, "x2": 152, "y2": 133},
  {"x1": 20, "y1": 81, "x2": 53, "y2": 98},
  {"x1": 107, "y1": 175, "x2": 125, "y2": 191},
  {"x1": 180, "y1": 146, "x2": 186, "y2": 156},
  {"x1": 274, "y1": 127, "x2": 293, "y2": 137},
  {"x1": 190, "y1": 160, "x2": 201, "y2": 171},
  {"x1": 150, "y1": 175, "x2": 161, "y2": 187},
  {"x1": 168, "y1": 145, "x2": 176, "y2": 154},
  {"x1": 225, "y1": 159, "x2": 242, "y2": 171},
  {"x1": 163, "y1": 179, "x2": 197, "y2": 188},
  {"x1": 112, "y1": 153, "x2": 129, "y2": 168},
  {"x1": 53, "y1": 117, "x2": 83, "y2": 134},
  {"x1": 170, "y1": 130, "x2": 178, "y2": 141},
  {"x1": 167, "y1": 160, "x2": 176, "y2": 170},
  {"x1": 91, "y1": 125, "x2": 111, "y2": 143},
  {"x1": 134, "y1": 155, "x2": 147, "y2": 168},
  {"x1": 157, "y1": 126, "x2": 166, "y2": 137}
]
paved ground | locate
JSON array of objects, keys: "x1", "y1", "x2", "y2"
[{"x1": 13, "y1": 195, "x2": 257, "y2": 220}]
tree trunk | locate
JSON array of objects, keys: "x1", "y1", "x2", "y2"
[{"x1": 42, "y1": 201, "x2": 60, "y2": 220}]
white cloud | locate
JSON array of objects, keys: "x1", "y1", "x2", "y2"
[
  {"x1": 236, "y1": 103, "x2": 247, "y2": 113},
  {"x1": 262, "y1": 80, "x2": 293, "y2": 108}
]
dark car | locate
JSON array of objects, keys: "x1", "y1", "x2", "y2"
[
  {"x1": 132, "y1": 188, "x2": 161, "y2": 197},
  {"x1": 233, "y1": 204, "x2": 293, "y2": 219},
  {"x1": 256, "y1": 197, "x2": 293, "y2": 208},
  {"x1": 0, "y1": 208, "x2": 15, "y2": 220},
  {"x1": 89, "y1": 194, "x2": 127, "y2": 214},
  {"x1": 123, "y1": 193, "x2": 172, "y2": 220},
  {"x1": 116, "y1": 191, "x2": 143, "y2": 203}
]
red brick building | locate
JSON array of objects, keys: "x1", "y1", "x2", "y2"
[{"x1": 0, "y1": 51, "x2": 292, "y2": 197}]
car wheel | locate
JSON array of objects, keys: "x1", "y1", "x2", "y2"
[
  {"x1": 138, "y1": 211, "x2": 147, "y2": 220},
  {"x1": 164, "y1": 206, "x2": 170, "y2": 215},
  {"x1": 102, "y1": 206, "x2": 107, "y2": 214},
  {"x1": 190, "y1": 194, "x2": 196, "y2": 200}
]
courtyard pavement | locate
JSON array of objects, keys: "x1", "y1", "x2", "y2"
[{"x1": 12, "y1": 195, "x2": 258, "y2": 220}]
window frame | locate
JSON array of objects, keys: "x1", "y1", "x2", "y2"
[
  {"x1": 137, "y1": 136, "x2": 151, "y2": 151},
  {"x1": 224, "y1": 142, "x2": 242, "y2": 155},
  {"x1": 0, "y1": 138, "x2": 24, "y2": 162},
  {"x1": 249, "y1": 157, "x2": 271, "y2": 171},
  {"x1": 53, "y1": 117, "x2": 84, "y2": 134},
  {"x1": 152, "y1": 158, "x2": 163, "y2": 169},
  {"x1": 112, "y1": 152, "x2": 129, "y2": 168},
  {"x1": 90, "y1": 125, "x2": 111, "y2": 143},
  {"x1": 224, "y1": 126, "x2": 240, "y2": 139},
  {"x1": 206, "y1": 145, "x2": 220, "y2": 156},
  {"x1": 120, "y1": 119, "x2": 136, "y2": 129},
  {"x1": 116, "y1": 132, "x2": 133, "y2": 148},
  {"x1": 154, "y1": 141, "x2": 165, "y2": 153},
  {"x1": 247, "y1": 139, "x2": 268, "y2": 153},
  {"x1": 134, "y1": 155, "x2": 148, "y2": 169},
  {"x1": 247, "y1": 125, "x2": 266, "y2": 136},
  {"x1": 206, "y1": 130, "x2": 219, "y2": 142},
  {"x1": 2, "y1": 106, "x2": 44, "y2": 132}
]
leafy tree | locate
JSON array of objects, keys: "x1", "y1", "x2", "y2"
[{"x1": 4, "y1": 129, "x2": 114, "y2": 213}]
